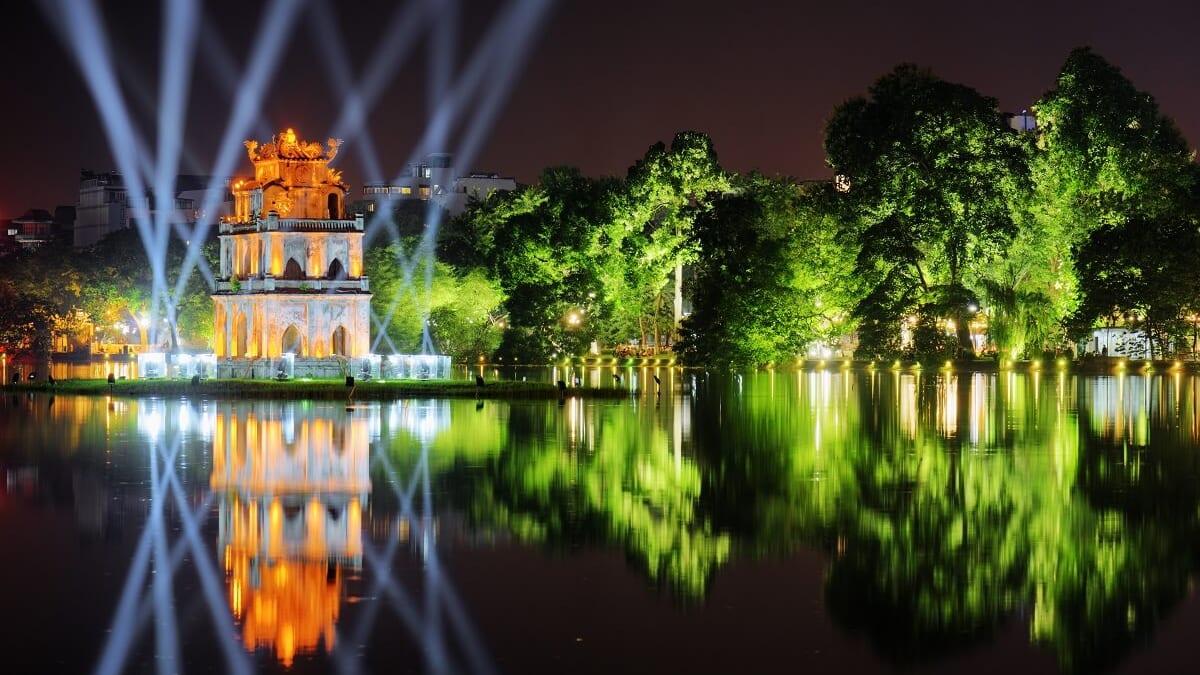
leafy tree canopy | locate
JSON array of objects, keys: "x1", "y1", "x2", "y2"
[{"x1": 826, "y1": 64, "x2": 1029, "y2": 357}]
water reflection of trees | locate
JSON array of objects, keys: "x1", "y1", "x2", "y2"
[
  {"x1": 678, "y1": 370, "x2": 1200, "y2": 672},
  {"x1": 380, "y1": 397, "x2": 731, "y2": 600},
  {"x1": 176, "y1": 371, "x2": 1200, "y2": 672},
  {"x1": 12, "y1": 373, "x2": 1200, "y2": 671}
]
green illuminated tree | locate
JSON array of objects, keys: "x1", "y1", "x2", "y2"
[
  {"x1": 826, "y1": 64, "x2": 1028, "y2": 358},
  {"x1": 454, "y1": 167, "x2": 613, "y2": 362},
  {"x1": 1033, "y1": 47, "x2": 1197, "y2": 233},
  {"x1": 366, "y1": 238, "x2": 505, "y2": 358},
  {"x1": 605, "y1": 131, "x2": 730, "y2": 349},
  {"x1": 1067, "y1": 214, "x2": 1200, "y2": 358},
  {"x1": 1032, "y1": 48, "x2": 1200, "y2": 349},
  {"x1": 678, "y1": 175, "x2": 857, "y2": 366}
]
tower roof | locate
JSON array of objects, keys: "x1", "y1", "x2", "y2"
[{"x1": 244, "y1": 128, "x2": 342, "y2": 163}]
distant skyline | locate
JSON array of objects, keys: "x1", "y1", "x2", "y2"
[{"x1": 4, "y1": 0, "x2": 1200, "y2": 218}]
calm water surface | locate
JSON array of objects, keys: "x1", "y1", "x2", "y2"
[{"x1": 2, "y1": 369, "x2": 1199, "y2": 674}]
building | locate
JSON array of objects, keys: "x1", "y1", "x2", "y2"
[
  {"x1": 361, "y1": 153, "x2": 517, "y2": 216},
  {"x1": 7, "y1": 209, "x2": 57, "y2": 250},
  {"x1": 74, "y1": 170, "x2": 232, "y2": 248},
  {"x1": 75, "y1": 170, "x2": 126, "y2": 247},
  {"x1": 212, "y1": 128, "x2": 371, "y2": 378},
  {"x1": 1007, "y1": 109, "x2": 1036, "y2": 133}
]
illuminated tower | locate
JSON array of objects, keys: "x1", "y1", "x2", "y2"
[{"x1": 213, "y1": 129, "x2": 371, "y2": 378}]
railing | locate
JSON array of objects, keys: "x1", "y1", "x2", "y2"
[
  {"x1": 271, "y1": 218, "x2": 363, "y2": 232},
  {"x1": 215, "y1": 277, "x2": 370, "y2": 293},
  {"x1": 219, "y1": 214, "x2": 365, "y2": 234}
]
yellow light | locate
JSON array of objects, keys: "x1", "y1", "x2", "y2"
[
  {"x1": 1031, "y1": 360, "x2": 1041, "y2": 369},
  {"x1": 944, "y1": 360, "x2": 952, "y2": 370},
  {"x1": 1056, "y1": 358, "x2": 1067, "y2": 368}
]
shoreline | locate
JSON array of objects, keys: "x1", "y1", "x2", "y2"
[
  {"x1": 0, "y1": 378, "x2": 629, "y2": 400},
  {"x1": 2, "y1": 357, "x2": 1187, "y2": 401}
]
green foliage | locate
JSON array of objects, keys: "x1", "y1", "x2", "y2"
[
  {"x1": 0, "y1": 277, "x2": 55, "y2": 357},
  {"x1": 678, "y1": 175, "x2": 856, "y2": 366},
  {"x1": 606, "y1": 131, "x2": 731, "y2": 347},
  {"x1": 174, "y1": 239, "x2": 218, "y2": 348},
  {"x1": 365, "y1": 238, "x2": 505, "y2": 360},
  {"x1": 1068, "y1": 215, "x2": 1200, "y2": 358},
  {"x1": 455, "y1": 167, "x2": 612, "y2": 362},
  {"x1": 826, "y1": 64, "x2": 1029, "y2": 357},
  {"x1": 1033, "y1": 47, "x2": 1198, "y2": 230},
  {"x1": 1033, "y1": 48, "x2": 1200, "y2": 350}
]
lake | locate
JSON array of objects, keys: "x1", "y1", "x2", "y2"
[{"x1": 1, "y1": 368, "x2": 1198, "y2": 674}]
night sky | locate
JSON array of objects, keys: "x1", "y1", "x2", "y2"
[{"x1": 4, "y1": 0, "x2": 1200, "y2": 218}]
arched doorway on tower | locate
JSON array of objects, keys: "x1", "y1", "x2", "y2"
[
  {"x1": 331, "y1": 325, "x2": 347, "y2": 357},
  {"x1": 326, "y1": 258, "x2": 346, "y2": 280},
  {"x1": 282, "y1": 257, "x2": 303, "y2": 280},
  {"x1": 282, "y1": 324, "x2": 304, "y2": 356},
  {"x1": 232, "y1": 313, "x2": 248, "y2": 358}
]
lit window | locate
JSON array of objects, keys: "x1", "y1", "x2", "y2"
[{"x1": 401, "y1": 187, "x2": 412, "y2": 195}]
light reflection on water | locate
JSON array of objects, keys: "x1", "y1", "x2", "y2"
[{"x1": 0, "y1": 371, "x2": 1198, "y2": 673}]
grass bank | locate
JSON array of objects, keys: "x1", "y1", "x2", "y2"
[{"x1": 1, "y1": 378, "x2": 629, "y2": 401}]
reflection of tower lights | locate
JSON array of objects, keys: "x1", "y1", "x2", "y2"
[
  {"x1": 137, "y1": 400, "x2": 166, "y2": 439},
  {"x1": 390, "y1": 400, "x2": 450, "y2": 442},
  {"x1": 212, "y1": 401, "x2": 372, "y2": 666}
]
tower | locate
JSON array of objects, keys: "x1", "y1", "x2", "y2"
[{"x1": 213, "y1": 128, "x2": 371, "y2": 378}]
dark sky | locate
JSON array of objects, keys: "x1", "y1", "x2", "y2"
[{"x1": 4, "y1": 0, "x2": 1200, "y2": 218}]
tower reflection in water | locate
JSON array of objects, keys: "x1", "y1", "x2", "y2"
[{"x1": 209, "y1": 402, "x2": 369, "y2": 667}]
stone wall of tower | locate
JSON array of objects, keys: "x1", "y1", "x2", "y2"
[
  {"x1": 213, "y1": 294, "x2": 370, "y2": 360},
  {"x1": 219, "y1": 227, "x2": 364, "y2": 280}
]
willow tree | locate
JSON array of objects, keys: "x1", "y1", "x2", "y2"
[{"x1": 826, "y1": 64, "x2": 1028, "y2": 358}]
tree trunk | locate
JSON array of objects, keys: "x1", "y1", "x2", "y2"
[
  {"x1": 673, "y1": 260, "x2": 683, "y2": 343},
  {"x1": 653, "y1": 293, "x2": 662, "y2": 353},
  {"x1": 955, "y1": 308, "x2": 974, "y2": 358}
]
